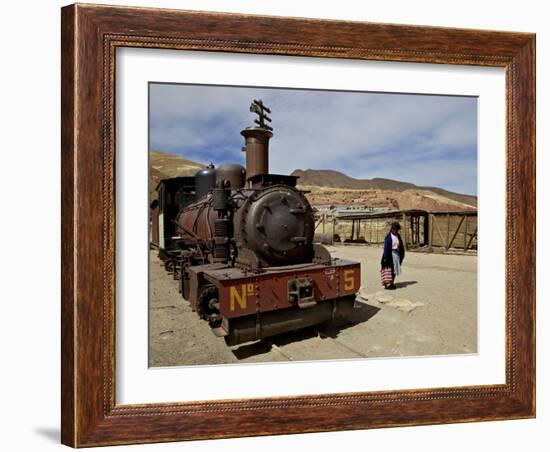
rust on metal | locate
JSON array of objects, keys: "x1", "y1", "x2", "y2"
[{"x1": 152, "y1": 100, "x2": 361, "y2": 345}]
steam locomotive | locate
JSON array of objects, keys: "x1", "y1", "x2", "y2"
[{"x1": 151, "y1": 100, "x2": 361, "y2": 345}]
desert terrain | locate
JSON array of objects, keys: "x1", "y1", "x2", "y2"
[
  {"x1": 149, "y1": 245, "x2": 477, "y2": 366},
  {"x1": 298, "y1": 184, "x2": 475, "y2": 213}
]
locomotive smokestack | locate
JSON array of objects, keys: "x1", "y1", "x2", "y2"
[
  {"x1": 241, "y1": 99, "x2": 273, "y2": 184},
  {"x1": 241, "y1": 127, "x2": 273, "y2": 181}
]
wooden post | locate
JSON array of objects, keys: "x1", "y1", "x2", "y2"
[
  {"x1": 402, "y1": 212, "x2": 408, "y2": 250},
  {"x1": 371, "y1": 220, "x2": 375, "y2": 243},
  {"x1": 466, "y1": 225, "x2": 478, "y2": 250},
  {"x1": 428, "y1": 213, "x2": 434, "y2": 253},
  {"x1": 446, "y1": 213, "x2": 451, "y2": 250},
  {"x1": 424, "y1": 214, "x2": 430, "y2": 246},
  {"x1": 463, "y1": 215, "x2": 469, "y2": 251},
  {"x1": 369, "y1": 220, "x2": 372, "y2": 243},
  {"x1": 322, "y1": 213, "x2": 326, "y2": 233}
]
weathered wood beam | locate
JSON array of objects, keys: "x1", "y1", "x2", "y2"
[
  {"x1": 447, "y1": 215, "x2": 466, "y2": 249},
  {"x1": 466, "y1": 225, "x2": 478, "y2": 250}
]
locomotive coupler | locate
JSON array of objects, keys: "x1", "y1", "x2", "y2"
[{"x1": 287, "y1": 277, "x2": 316, "y2": 308}]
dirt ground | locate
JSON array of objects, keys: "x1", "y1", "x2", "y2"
[{"x1": 149, "y1": 246, "x2": 477, "y2": 367}]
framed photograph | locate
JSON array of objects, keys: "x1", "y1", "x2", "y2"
[{"x1": 61, "y1": 3, "x2": 535, "y2": 447}]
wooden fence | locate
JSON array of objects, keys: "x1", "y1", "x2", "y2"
[
  {"x1": 314, "y1": 210, "x2": 477, "y2": 253},
  {"x1": 427, "y1": 212, "x2": 477, "y2": 251}
]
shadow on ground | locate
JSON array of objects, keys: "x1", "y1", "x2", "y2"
[
  {"x1": 316, "y1": 300, "x2": 380, "y2": 338},
  {"x1": 231, "y1": 300, "x2": 380, "y2": 360},
  {"x1": 394, "y1": 280, "x2": 418, "y2": 288}
]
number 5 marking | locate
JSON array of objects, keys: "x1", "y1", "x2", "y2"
[{"x1": 343, "y1": 269, "x2": 355, "y2": 291}]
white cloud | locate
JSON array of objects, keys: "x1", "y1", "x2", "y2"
[{"x1": 149, "y1": 83, "x2": 477, "y2": 194}]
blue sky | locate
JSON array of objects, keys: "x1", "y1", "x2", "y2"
[{"x1": 149, "y1": 83, "x2": 477, "y2": 195}]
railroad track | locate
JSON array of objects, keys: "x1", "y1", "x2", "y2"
[
  {"x1": 314, "y1": 328, "x2": 368, "y2": 358},
  {"x1": 260, "y1": 326, "x2": 368, "y2": 361},
  {"x1": 265, "y1": 341, "x2": 295, "y2": 361}
]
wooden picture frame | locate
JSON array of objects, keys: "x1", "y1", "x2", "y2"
[{"x1": 61, "y1": 3, "x2": 535, "y2": 447}]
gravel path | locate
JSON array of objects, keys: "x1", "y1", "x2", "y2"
[{"x1": 149, "y1": 245, "x2": 477, "y2": 367}]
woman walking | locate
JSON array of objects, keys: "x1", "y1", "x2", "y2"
[{"x1": 380, "y1": 221, "x2": 405, "y2": 290}]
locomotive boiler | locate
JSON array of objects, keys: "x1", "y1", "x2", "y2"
[{"x1": 152, "y1": 100, "x2": 361, "y2": 345}]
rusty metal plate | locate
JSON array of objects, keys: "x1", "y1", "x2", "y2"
[{"x1": 199, "y1": 260, "x2": 360, "y2": 318}]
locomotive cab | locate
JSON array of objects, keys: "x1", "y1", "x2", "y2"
[{"x1": 151, "y1": 176, "x2": 195, "y2": 251}]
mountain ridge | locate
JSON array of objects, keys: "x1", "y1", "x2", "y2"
[
  {"x1": 149, "y1": 151, "x2": 477, "y2": 211},
  {"x1": 291, "y1": 169, "x2": 477, "y2": 208}
]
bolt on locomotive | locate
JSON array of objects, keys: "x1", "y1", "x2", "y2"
[{"x1": 151, "y1": 100, "x2": 361, "y2": 345}]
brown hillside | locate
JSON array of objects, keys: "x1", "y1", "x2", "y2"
[
  {"x1": 147, "y1": 152, "x2": 476, "y2": 212},
  {"x1": 298, "y1": 185, "x2": 475, "y2": 212},
  {"x1": 150, "y1": 151, "x2": 204, "y2": 177},
  {"x1": 291, "y1": 169, "x2": 477, "y2": 208},
  {"x1": 149, "y1": 151, "x2": 204, "y2": 201}
]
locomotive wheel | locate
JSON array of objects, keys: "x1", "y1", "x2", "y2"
[
  {"x1": 164, "y1": 259, "x2": 175, "y2": 273},
  {"x1": 197, "y1": 284, "x2": 222, "y2": 328}
]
